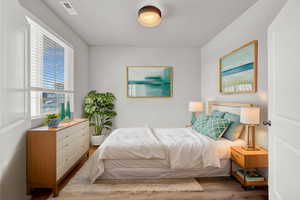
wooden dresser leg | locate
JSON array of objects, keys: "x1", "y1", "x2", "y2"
[
  {"x1": 26, "y1": 184, "x2": 32, "y2": 195},
  {"x1": 53, "y1": 185, "x2": 59, "y2": 197}
]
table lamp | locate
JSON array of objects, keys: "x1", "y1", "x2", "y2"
[
  {"x1": 189, "y1": 101, "x2": 204, "y2": 125},
  {"x1": 240, "y1": 107, "x2": 260, "y2": 151}
]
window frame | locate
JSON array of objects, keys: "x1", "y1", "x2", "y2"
[{"x1": 28, "y1": 18, "x2": 74, "y2": 120}]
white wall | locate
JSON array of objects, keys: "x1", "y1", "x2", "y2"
[
  {"x1": 0, "y1": 0, "x2": 30, "y2": 199},
  {"x1": 201, "y1": 0, "x2": 287, "y2": 148},
  {"x1": 89, "y1": 47, "x2": 202, "y2": 128},
  {"x1": 0, "y1": 0, "x2": 89, "y2": 199},
  {"x1": 19, "y1": 0, "x2": 89, "y2": 118}
]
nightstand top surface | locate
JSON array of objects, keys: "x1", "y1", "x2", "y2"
[{"x1": 231, "y1": 146, "x2": 268, "y2": 156}]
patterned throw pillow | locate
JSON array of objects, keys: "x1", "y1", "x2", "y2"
[
  {"x1": 223, "y1": 113, "x2": 244, "y2": 141},
  {"x1": 211, "y1": 110, "x2": 226, "y2": 118},
  {"x1": 200, "y1": 118, "x2": 232, "y2": 140},
  {"x1": 192, "y1": 114, "x2": 210, "y2": 133}
]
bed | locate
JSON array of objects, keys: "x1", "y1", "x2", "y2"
[{"x1": 88, "y1": 101, "x2": 253, "y2": 183}]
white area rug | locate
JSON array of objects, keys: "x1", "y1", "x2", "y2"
[{"x1": 48, "y1": 160, "x2": 203, "y2": 199}]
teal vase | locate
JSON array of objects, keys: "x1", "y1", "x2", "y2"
[
  {"x1": 66, "y1": 101, "x2": 71, "y2": 119},
  {"x1": 60, "y1": 103, "x2": 65, "y2": 121}
]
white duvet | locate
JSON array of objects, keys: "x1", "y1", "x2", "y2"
[{"x1": 89, "y1": 127, "x2": 221, "y2": 183}]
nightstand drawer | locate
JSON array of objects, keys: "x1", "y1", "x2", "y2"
[
  {"x1": 245, "y1": 154, "x2": 268, "y2": 168},
  {"x1": 231, "y1": 149, "x2": 245, "y2": 167}
]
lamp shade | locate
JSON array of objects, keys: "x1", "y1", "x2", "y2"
[
  {"x1": 240, "y1": 107, "x2": 260, "y2": 125},
  {"x1": 189, "y1": 101, "x2": 204, "y2": 112}
]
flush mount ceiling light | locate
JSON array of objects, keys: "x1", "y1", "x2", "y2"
[{"x1": 138, "y1": 5, "x2": 162, "y2": 27}]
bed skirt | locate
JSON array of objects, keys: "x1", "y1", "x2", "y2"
[{"x1": 99, "y1": 159, "x2": 230, "y2": 180}]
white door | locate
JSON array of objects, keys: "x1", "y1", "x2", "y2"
[{"x1": 268, "y1": 0, "x2": 300, "y2": 199}]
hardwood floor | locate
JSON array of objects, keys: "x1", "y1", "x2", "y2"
[{"x1": 31, "y1": 147, "x2": 268, "y2": 200}]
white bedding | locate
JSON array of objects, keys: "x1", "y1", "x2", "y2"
[
  {"x1": 96, "y1": 128, "x2": 166, "y2": 160},
  {"x1": 104, "y1": 159, "x2": 169, "y2": 169},
  {"x1": 152, "y1": 128, "x2": 220, "y2": 169},
  {"x1": 89, "y1": 127, "x2": 244, "y2": 183},
  {"x1": 102, "y1": 137, "x2": 245, "y2": 170}
]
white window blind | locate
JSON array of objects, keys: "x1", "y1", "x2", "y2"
[{"x1": 29, "y1": 19, "x2": 74, "y2": 118}]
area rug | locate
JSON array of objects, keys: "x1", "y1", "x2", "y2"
[{"x1": 48, "y1": 160, "x2": 203, "y2": 199}]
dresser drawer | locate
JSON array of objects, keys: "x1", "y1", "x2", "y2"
[
  {"x1": 57, "y1": 127, "x2": 73, "y2": 139},
  {"x1": 63, "y1": 150, "x2": 80, "y2": 173},
  {"x1": 56, "y1": 148, "x2": 64, "y2": 180},
  {"x1": 77, "y1": 121, "x2": 89, "y2": 129},
  {"x1": 57, "y1": 121, "x2": 89, "y2": 180},
  {"x1": 231, "y1": 149, "x2": 245, "y2": 167}
]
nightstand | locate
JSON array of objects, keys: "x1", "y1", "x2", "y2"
[{"x1": 230, "y1": 146, "x2": 268, "y2": 189}]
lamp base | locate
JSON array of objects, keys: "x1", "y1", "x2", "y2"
[
  {"x1": 242, "y1": 146, "x2": 259, "y2": 151},
  {"x1": 243, "y1": 125, "x2": 258, "y2": 151}
]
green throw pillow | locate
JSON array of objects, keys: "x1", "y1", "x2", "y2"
[
  {"x1": 192, "y1": 114, "x2": 210, "y2": 133},
  {"x1": 223, "y1": 113, "x2": 244, "y2": 141},
  {"x1": 200, "y1": 118, "x2": 231, "y2": 140},
  {"x1": 211, "y1": 110, "x2": 226, "y2": 118}
]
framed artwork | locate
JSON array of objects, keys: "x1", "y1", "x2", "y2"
[
  {"x1": 127, "y1": 66, "x2": 173, "y2": 98},
  {"x1": 219, "y1": 40, "x2": 258, "y2": 94}
]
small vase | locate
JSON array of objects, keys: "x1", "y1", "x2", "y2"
[
  {"x1": 66, "y1": 101, "x2": 71, "y2": 119},
  {"x1": 60, "y1": 103, "x2": 65, "y2": 121}
]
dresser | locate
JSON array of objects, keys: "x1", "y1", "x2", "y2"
[{"x1": 27, "y1": 119, "x2": 90, "y2": 197}]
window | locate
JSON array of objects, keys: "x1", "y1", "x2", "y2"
[{"x1": 29, "y1": 19, "x2": 74, "y2": 118}]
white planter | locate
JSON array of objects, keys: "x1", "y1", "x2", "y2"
[{"x1": 91, "y1": 135, "x2": 106, "y2": 146}]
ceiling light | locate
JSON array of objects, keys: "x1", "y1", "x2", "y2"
[{"x1": 138, "y1": 5, "x2": 162, "y2": 27}]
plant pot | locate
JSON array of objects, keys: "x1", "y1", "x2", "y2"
[
  {"x1": 48, "y1": 118, "x2": 60, "y2": 128},
  {"x1": 91, "y1": 135, "x2": 106, "y2": 146}
]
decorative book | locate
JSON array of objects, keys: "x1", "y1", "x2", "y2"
[{"x1": 236, "y1": 169, "x2": 265, "y2": 182}]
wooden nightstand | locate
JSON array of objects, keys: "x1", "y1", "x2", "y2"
[{"x1": 230, "y1": 146, "x2": 268, "y2": 189}]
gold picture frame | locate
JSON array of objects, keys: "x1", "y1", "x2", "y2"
[
  {"x1": 219, "y1": 40, "x2": 258, "y2": 94},
  {"x1": 126, "y1": 66, "x2": 173, "y2": 98}
]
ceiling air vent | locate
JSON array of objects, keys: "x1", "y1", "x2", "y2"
[{"x1": 60, "y1": 0, "x2": 78, "y2": 15}]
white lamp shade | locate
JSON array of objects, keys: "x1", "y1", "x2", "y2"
[
  {"x1": 240, "y1": 107, "x2": 260, "y2": 125},
  {"x1": 189, "y1": 101, "x2": 204, "y2": 112}
]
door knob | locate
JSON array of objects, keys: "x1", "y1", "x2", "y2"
[{"x1": 263, "y1": 121, "x2": 272, "y2": 127}]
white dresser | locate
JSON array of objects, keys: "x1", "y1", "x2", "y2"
[{"x1": 27, "y1": 119, "x2": 89, "y2": 197}]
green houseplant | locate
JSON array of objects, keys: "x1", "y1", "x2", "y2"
[
  {"x1": 44, "y1": 113, "x2": 60, "y2": 128},
  {"x1": 84, "y1": 91, "x2": 117, "y2": 145}
]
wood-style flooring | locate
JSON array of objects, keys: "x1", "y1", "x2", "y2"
[{"x1": 31, "y1": 147, "x2": 268, "y2": 200}]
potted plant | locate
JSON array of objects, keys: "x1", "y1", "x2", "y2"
[
  {"x1": 84, "y1": 91, "x2": 117, "y2": 146},
  {"x1": 45, "y1": 113, "x2": 60, "y2": 128}
]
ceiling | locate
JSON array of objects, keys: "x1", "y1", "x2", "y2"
[{"x1": 42, "y1": 0, "x2": 258, "y2": 47}]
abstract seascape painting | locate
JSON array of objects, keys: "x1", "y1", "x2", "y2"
[
  {"x1": 219, "y1": 40, "x2": 258, "y2": 94},
  {"x1": 127, "y1": 66, "x2": 173, "y2": 98}
]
